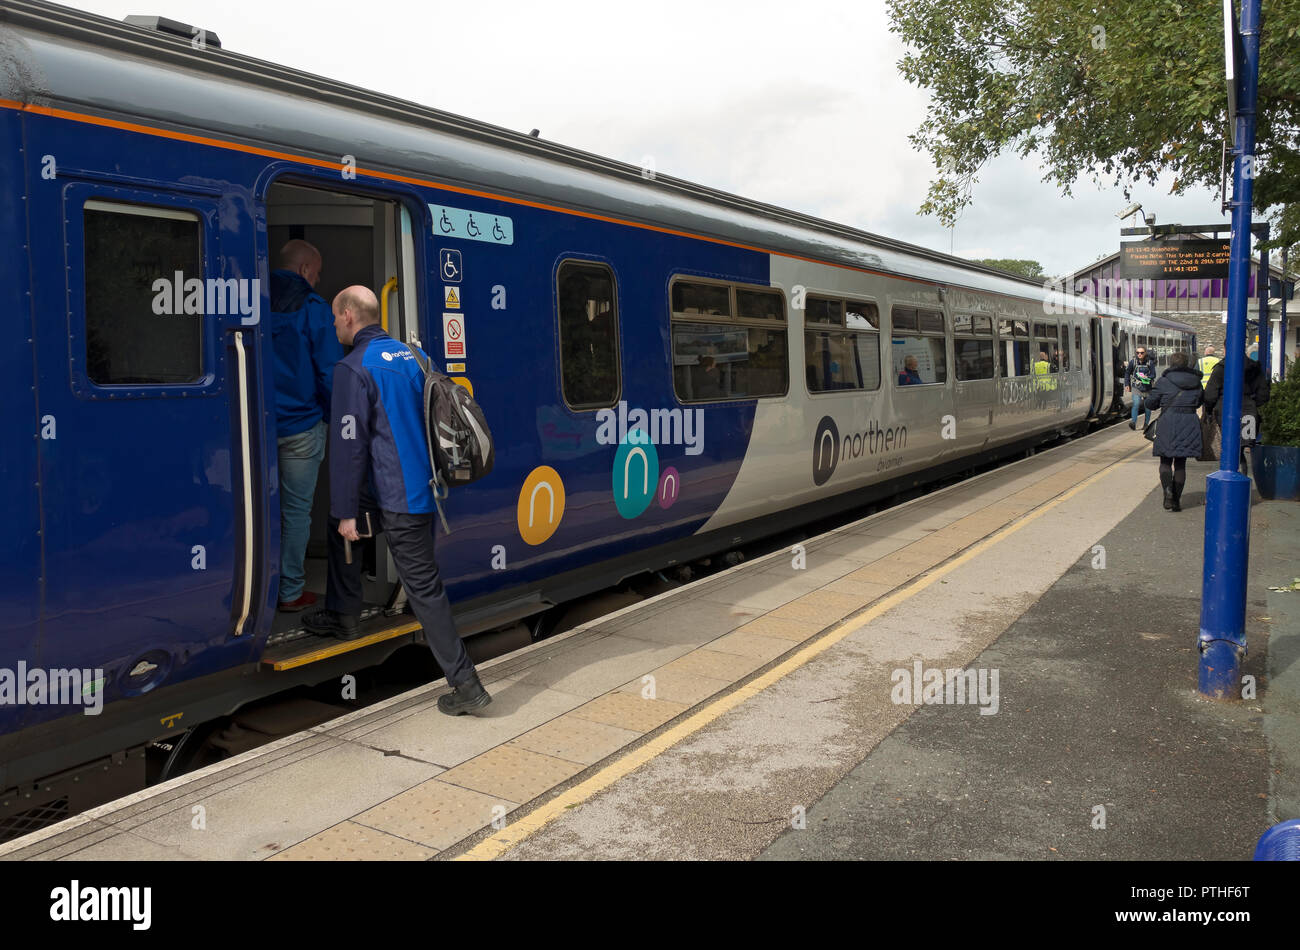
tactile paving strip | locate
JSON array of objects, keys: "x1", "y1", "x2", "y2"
[
  {"x1": 351, "y1": 778, "x2": 515, "y2": 851},
  {"x1": 267, "y1": 820, "x2": 437, "y2": 861},
  {"x1": 437, "y1": 745, "x2": 587, "y2": 804}
]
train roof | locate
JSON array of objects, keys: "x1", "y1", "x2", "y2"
[{"x1": 0, "y1": 0, "x2": 1192, "y2": 331}]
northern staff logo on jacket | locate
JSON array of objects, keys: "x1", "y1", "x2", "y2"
[{"x1": 330, "y1": 324, "x2": 436, "y2": 519}]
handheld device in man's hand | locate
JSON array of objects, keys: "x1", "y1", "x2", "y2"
[{"x1": 344, "y1": 512, "x2": 375, "y2": 565}]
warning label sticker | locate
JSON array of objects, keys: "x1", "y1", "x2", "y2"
[
  {"x1": 444, "y1": 286, "x2": 461, "y2": 309},
  {"x1": 442, "y1": 313, "x2": 466, "y2": 359}
]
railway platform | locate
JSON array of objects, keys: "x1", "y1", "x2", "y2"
[{"x1": 2, "y1": 423, "x2": 1295, "y2": 861}]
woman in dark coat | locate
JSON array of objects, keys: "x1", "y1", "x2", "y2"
[{"x1": 1143, "y1": 351, "x2": 1203, "y2": 512}]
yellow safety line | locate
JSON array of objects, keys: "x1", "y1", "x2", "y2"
[
  {"x1": 265, "y1": 621, "x2": 421, "y2": 671},
  {"x1": 456, "y1": 439, "x2": 1148, "y2": 860}
]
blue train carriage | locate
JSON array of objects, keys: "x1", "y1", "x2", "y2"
[{"x1": 0, "y1": 0, "x2": 1195, "y2": 827}]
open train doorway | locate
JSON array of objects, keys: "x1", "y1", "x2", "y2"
[{"x1": 262, "y1": 182, "x2": 417, "y2": 641}]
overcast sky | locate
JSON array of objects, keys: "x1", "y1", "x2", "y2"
[{"x1": 69, "y1": 0, "x2": 1229, "y2": 277}]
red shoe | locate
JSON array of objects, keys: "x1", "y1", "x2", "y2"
[{"x1": 278, "y1": 591, "x2": 317, "y2": 612}]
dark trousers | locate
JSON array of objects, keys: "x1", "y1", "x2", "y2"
[
  {"x1": 379, "y1": 509, "x2": 475, "y2": 688},
  {"x1": 325, "y1": 486, "x2": 379, "y2": 619}
]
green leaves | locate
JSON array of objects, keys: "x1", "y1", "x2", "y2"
[{"x1": 887, "y1": 0, "x2": 1300, "y2": 246}]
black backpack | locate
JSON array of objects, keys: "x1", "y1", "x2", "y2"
[{"x1": 407, "y1": 343, "x2": 494, "y2": 532}]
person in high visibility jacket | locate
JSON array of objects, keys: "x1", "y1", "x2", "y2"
[
  {"x1": 1033, "y1": 350, "x2": 1057, "y2": 390},
  {"x1": 1197, "y1": 345, "x2": 1221, "y2": 379}
]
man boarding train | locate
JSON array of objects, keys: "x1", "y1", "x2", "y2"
[{"x1": 303, "y1": 285, "x2": 491, "y2": 717}]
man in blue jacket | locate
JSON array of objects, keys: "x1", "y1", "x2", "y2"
[
  {"x1": 325, "y1": 285, "x2": 490, "y2": 716},
  {"x1": 271, "y1": 240, "x2": 344, "y2": 611}
]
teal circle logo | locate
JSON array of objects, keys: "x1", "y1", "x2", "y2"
[{"x1": 613, "y1": 428, "x2": 658, "y2": 519}]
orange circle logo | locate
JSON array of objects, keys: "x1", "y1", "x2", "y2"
[{"x1": 517, "y1": 466, "x2": 565, "y2": 545}]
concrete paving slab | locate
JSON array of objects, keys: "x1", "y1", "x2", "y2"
[
  {"x1": 496, "y1": 633, "x2": 693, "y2": 700},
  {"x1": 438, "y1": 745, "x2": 586, "y2": 803},
  {"x1": 120, "y1": 738, "x2": 443, "y2": 860},
  {"x1": 326, "y1": 680, "x2": 589, "y2": 768},
  {"x1": 657, "y1": 648, "x2": 766, "y2": 683},
  {"x1": 507, "y1": 714, "x2": 642, "y2": 766},
  {"x1": 268, "y1": 820, "x2": 437, "y2": 861},
  {"x1": 769, "y1": 590, "x2": 866, "y2": 626},
  {"x1": 707, "y1": 629, "x2": 802, "y2": 661},
  {"x1": 570, "y1": 691, "x2": 690, "y2": 733},
  {"x1": 352, "y1": 778, "x2": 515, "y2": 851},
  {"x1": 615, "y1": 668, "x2": 733, "y2": 706}
]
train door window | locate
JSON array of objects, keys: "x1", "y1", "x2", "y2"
[
  {"x1": 83, "y1": 201, "x2": 203, "y2": 384},
  {"x1": 557, "y1": 261, "x2": 621, "y2": 409},
  {"x1": 671, "y1": 278, "x2": 787, "y2": 402},
  {"x1": 998, "y1": 317, "x2": 1031, "y2": 376},
  {"x1": 1074, "y1": 326, "x2": 1083, "y2": 367},
  {"x1": 1033, "y1": 321, "x2": 1058, "y2": 373},
  {"x1": 804, "y1": 295, "x2": 880, "y2": 392},
  {"x1": 892, "y1": 306, "x2": 947, "y2": 386},
  {"x1": 954, "y1": 313, "x2": 995, "y2": 381},
  {"x1": 1058, "y1": 324, "x2": 1070, "y2": 371}
]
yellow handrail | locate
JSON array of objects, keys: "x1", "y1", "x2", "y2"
[{"x1": 380, "y1": 276, "x2": 398, "y2": 332}]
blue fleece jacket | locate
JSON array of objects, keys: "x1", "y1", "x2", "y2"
[
  {"x1": 330, "y1": 325, "x2": 436, "y2": 518},
  {"x1": 270, "y1": 269, "x2": 344, "y2": 438}
]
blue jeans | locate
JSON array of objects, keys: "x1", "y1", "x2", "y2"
[
  {"x1": 278, "y1": 419, "x2": 326, "y2": 601},
  {"x1": 1131, "y1": 390, "x2": 1151, "y2": 428}
]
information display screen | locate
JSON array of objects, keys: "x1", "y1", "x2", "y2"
[{"x1": 1120, "y1": 239, "x2": 1231, "y2": 279}]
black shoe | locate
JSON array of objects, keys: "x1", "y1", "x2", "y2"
[
  {"x1": 302, "y1": 608, "x2": 361, "y2": 640},
  {"x1": 437, "y1": 672, "x2": 492, "y2": 716},
  {"x1": 1163, "y1": 487, "x2": 1174, "y2": 510},
  {"x1": 1170, "y1": 488, "x2": 1182, "y2": 512},
  {"x1": 1128, "y1": 420, "x2": 1137, "y2": 430}
]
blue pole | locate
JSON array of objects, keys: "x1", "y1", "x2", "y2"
[
  {"x1": 1281, "y1": 248, "x2": 1289, "y2": 381},
  {"x1": 1258, "y1": 227, "x2": 1270, "y2": 377},
  {"x1": 1199, "y1": 0, "x2": 1260, "y2": 700}
]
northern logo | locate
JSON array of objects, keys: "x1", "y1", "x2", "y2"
[{"x1": 812, "y1": 416, "x2": 839, "y2": 486}]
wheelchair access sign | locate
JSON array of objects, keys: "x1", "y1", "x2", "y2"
[{"x1": 430, "y1": 204, "x2": 514, "y2": 246}]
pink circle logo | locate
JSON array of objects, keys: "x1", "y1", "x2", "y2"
[{"x1": 658, "y1": 467, "x2": 681, "y2": 509}]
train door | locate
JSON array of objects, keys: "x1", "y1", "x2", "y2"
[
  {"x1": 1090, "y1": 318, "x2": 1114, "y2": 416},
  {"x1": 31, "y1": 184, "x2": 257, "y2": 722},
  {"x1": 951, "y1": 312, "x2": 996, "y2": 451},
  {"x1": 887, "y1": 302, "x2": 953, "y2": 465},
  {"x1": 261, "y1": 181, "x2": 415, "y2": 632}
]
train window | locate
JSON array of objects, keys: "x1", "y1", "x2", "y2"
[
  {"x1": 892, "y1": 307, "x2": 918, "y2": 333},
  {"x1": 1034, "y1": 321, "x2": 1059, "y2": 372},
  {"x1": 806, "y1": 295, "x2": 843, "y2": 325},
  {"x1": 671, "y1": 277, "x2": 788, "y2": 402},
  {"x1": 557, "y1": 260, "x2": 621, "y2": 409},
  {"x1": 672, "y1": 280, "x2": 731, "y2": 317},
  {"x1": 737, "y1": 288, "x2": 784, "y2": 320},
  {"x1": 1058, "y1": 325, "x2": 1070, "y2": 371},
  {"x1": 1074, "y1": 326, "x2": 1083, "y2": 366},
  {"x1": 84, "y1": 201, "x2": 203, "y2": 385},
  {"x1": 892, "y1": 305, "x2": 947, "y2": 386},
  {"x1": 918, "y1": 309, "x2": 946, "y2": 334},
  {"x1": 955, "y1": 338, "x2": 995, "y2": 380},
  {"x1": 997, "y1": 318, "x2": 1031, "y2": 377},
  {"x1": 806, "y1": 297, "x2": 881, "y2": 393},
  {"x1": 892, "y1": 335, "x2": 947, "y2": 385},
  {"x1": 955, "y1": 313, "x2": 995, "y2": 380},
  {"x1": 846, "y1": 300, "x2": 880, "y2": 329},
  {"x1": 673, "y1": 324, "x2": 787, "y2": 401}
]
